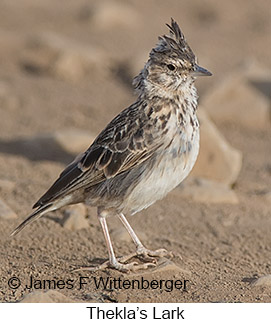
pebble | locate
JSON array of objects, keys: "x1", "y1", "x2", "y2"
[
  {"x1": 52, "y1": 129, "x2": 95, "y2": 155},
  {"x1": 0, "y1": 179, "x2": 16, "y2": 191},
  {"x1": 179, "y1": 178, "x2": 239, "y2": 204},
  {"x1": 62, "y1": 204, "x2": 89, "y2": 231},
  {"x1": 252, "y1": 275, "x2": 271, "y2": 287},
  {"x1": 0, "y1": 80, "x2": 20, "y2": 110},
  {"x1": 0, "y1": 198, "x2": 17, "y2": 219},
  {"x1": 18, "y1": 130, "x2": 95, "y2": 160},
  {"x1": 262, "y1": 191, "x2": 271, "y2": 205},
  {"x1": 111, "y1": 226, "x2": 147, "y2": 243},
  {"x1": 22, "y1": 32, "x2": 110, "y2": 81},
  {"x1": 128, "y1": 258, "x2": 191, "y2": 277},
  {"x1": 202, "y1": 72, "x2": 270, "y2": 129},
  {"x1": 20, "y1": 290, "x2": 73, "y2": 303},
  {"x1": 88, "y1": 2, "x2": 140, "y2": 30},
  {"x1": 192, "y1": 109, "x2": 242, "y2": 186},
  {"x1": 110, "y1": 227, "x2": 131, "y2": 242}
]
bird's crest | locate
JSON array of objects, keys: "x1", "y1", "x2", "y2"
[{"x1": 151, "y1": 18, "x2": 195, "y2": 62}]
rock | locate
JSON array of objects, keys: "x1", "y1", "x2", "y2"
[
  {"x1": 20, "y1": 290, "x2": 73, "y2": 303},
  {"x1": 22, "y1": 33, "x2": 110, "y2": 81},
  {"x1": 0, "y1": 80, "x2": 20, "y2": 110},
  {"x1": 241, "y1": 59, "x2": 271, "y2": 86},
  {"x1": 89, "y1": 2, "x2": 140, "y2": 30},
  {"x1": 5, "y1": 130, "x2": 95, "y2": 166},
  {"x1": 52, "y1": 129, "x2": 95, "y2": 155},
  {"x1": 0, "y1": 199, "x2": 17, "y2": 219},
  {"x1": 110, "y1": 227, "x2": 131, "y2": 242},
  {"x1": 191, "y1": 109, "x2": 242, "y2": 186},
  {"x1": 53, "y1": 52, "x2": 87, "y2": 81},
  {"x1": 0, "y1": 179, "x2": 15, "y2": 191},
  {"x1": 128, "y1": 258, "x2": 191, "y2": 277},
  {"x1": 111, "y1": 226, "x2": 147, "y2": 243},
  {"x1": 179, "y1": 178, "x2": 239, "y2": 204},
  {"x1": 150, "y1": 258, "x2": 191, "y2": 276},
  {"x1": 21, "y1": 46, "x2": 56, "y2": 75},
  {"x1": 260, "y1": 191, "x2": 271, "y2": 205},
  {"x1": 264, "y1": 192, "x2": 271, "y2": 202},
  {"x1": 18, "y1": 130, "x2": 95, "y2": 160},
  {"x1": 147, "y1": 258, "x2": 191, "y2": 276},
  {"x1": 202, "y1": 72, "x2": 270, "y2": 129},
  {"x1": 62, "y1": 204, "x2": 89, "y2": 231},
  {"x1": 252, "y1": 275, "x2": 271, "y2": 287}
]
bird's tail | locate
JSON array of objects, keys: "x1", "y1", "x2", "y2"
[{"x1": 10, "y1": 203, "x2": 55, "y2": 236}]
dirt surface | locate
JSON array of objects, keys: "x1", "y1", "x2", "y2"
[{"x1": 0, "y1": 0, "x2": 271, "y2": 303}]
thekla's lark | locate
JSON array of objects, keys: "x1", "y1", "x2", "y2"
[{"x1": 12, "y1": 19, "x2": 211, "y2": 272}]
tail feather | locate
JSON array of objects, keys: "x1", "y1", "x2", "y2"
[{"x1": 10, "y1": 204, "x2": 54, "y2": 236}]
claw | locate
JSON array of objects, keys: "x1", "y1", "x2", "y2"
[
  {"x1": 72, "y1": 258, "x2": 156, "y2": 273},
  {"x1": 71, "y1": 247, "x2": 173, "y2": 273},
  {"x1": 136, "y1": 247, "x2": 173, "y2": 259}
]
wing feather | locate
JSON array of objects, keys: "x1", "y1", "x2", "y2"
[{"x1": 34, "y1": 103, "x2": 161, "y2": 208}]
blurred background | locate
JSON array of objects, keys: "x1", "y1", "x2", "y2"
[
  {"x1": 0, "y1": 0, "x2": 270, "y2": 303},
  {"x1": 0, "y1": 0, "x2": 270, "y2": 138}
]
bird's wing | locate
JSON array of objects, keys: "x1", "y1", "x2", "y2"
[{"x1": 33, "y1": 103, "x2": 161, "y2": 208}]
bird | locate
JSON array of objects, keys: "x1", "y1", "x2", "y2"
[{"x1": 11, "y1": 19, "x2": 212, "y2": 272}]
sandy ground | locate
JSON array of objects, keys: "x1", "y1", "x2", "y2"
[{"x1": 0, "y1": 0, "x2": 271, "y2": 303}]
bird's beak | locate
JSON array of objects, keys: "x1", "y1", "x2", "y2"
[{"x1": 191, "y1": 64, "x2": 212, "y2": 77}]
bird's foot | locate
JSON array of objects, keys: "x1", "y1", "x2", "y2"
[
  {"x1": 72, "y1": 248, "x2": 172, "y2": 273},
  {"x1": 136, "y1": 246, "x2": 173, "y2": 262},
  {"x1": 72, "y1": 256, "x2": 156, "y2": 273}
]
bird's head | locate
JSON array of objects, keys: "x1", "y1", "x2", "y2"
[{"x1": 133, "y1": 19, "x2": 211, "y2": 97}]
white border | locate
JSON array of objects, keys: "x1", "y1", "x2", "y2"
[{"x1": 2, "y1": 303, "x2": 270, "y2": 323}]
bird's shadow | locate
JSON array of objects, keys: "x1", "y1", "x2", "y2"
[
  {"x1": 71, "y1": 257, "x2": 108, "y2": 272},
  {"x1": 0, "y1": 135, "x2": 75, "y2": 164}
]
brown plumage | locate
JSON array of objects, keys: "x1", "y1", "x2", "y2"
[{"x1": 11, "y1": 19, "x2": 211, "y2": 272}]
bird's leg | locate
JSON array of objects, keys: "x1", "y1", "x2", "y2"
[
  {"x1": 73, "y1": 215, "x2": 155, "y2": 273},
  {"x1": 117, "y1": 213, "x2": 172, "y2": 261}
]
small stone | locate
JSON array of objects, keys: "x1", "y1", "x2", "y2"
[
  {"x1": 0, "y1": 179, "x2": 16, "y2": 191},
  {"x1": 21, "y1": 46, "x2": 56, "y2": 75},
  {"x1": 22, "y1": 32, "x2": 110, "y2": 81},
  {"x1": 149, "y1": 258, "x2": 191, "y2": 276},
  {"x1": 202, "y1": 72, "x2": 270, "y2": 129},
  {"x1": 110, "y1": 227, "x2": 131, "y2": 242},
  {"x1": 262, "y1": 192, "x2": 271, "y2": 204},
  {"x1": 110, "y1": 227, "x2": 147, "y2": 243},
  {"x1": 241, "y1": 59, "x2": 271, "y2": 85},
  {"x1": 90, "y1": 2, "x2": 140, "y2": 30},
  {"x1": 179, "y1": 178, "x2": 239, "y2": 204},
  {"x1": 191, "y1": 109, "x2": 242, "y2": 186},
  {"x1": 18, "y1": 130, "x2": 95, "y2": 160},
  {"x1": 53, "y1": 52, "x2": 86, "y2": 81},
  {"x1": 252, "y1": 275, "x2": 271, "y2": 287},
  {"x1": 20, "y1": 290, "x2": 73, "y2": 303},
  {"x1": 128, "y1": 258, "x2": 191, "y2": 277},
  {"x1": 0, "y1": 199, "x2": 17, "y2": 219},
  {"x1": 62, "y1": 204, "x2": 89, "y2": 231},
  {"x1": 52, "y1": 129, "x2": 95, "y2": 155},
  {"x1": 0, "y1": 80, "x2": 20, "y2": 110}
]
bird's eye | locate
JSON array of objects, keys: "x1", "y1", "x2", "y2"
[{"x1": 167, "y1": 64, "x2": 176, "y2": 71}]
